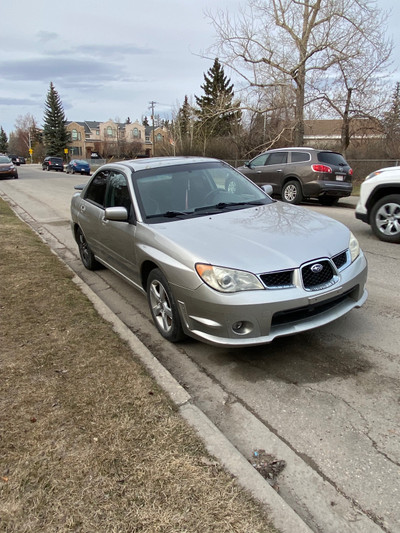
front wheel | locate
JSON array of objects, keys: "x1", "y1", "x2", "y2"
[
  {"x1": 370, "y1": 194, "x2": 400, "y2": 243},
  {"x1": 282, "y1": 180, "x2": 303, "y2": 204},
  {"x1": 76, "y1": 227, "x2": 100, "y2": 270},
  {"x1": 147, "y1": 268, "x2": 185, "y2": 342}
]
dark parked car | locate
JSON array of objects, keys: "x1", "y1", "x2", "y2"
[
  {"x1": 70, "y1": 156, "x2": 367, "y2": 347},
  {"x1": 8, "y1": 154, "x2": 21, "y2": 166},
  {"x1": 0, "y1": 155, "x2": 18, "y2": 179},
  {"x1": 42, "y1": 156, "x2": 64, "y2": 172},
  {"x1": 66, "y1": 159, "x2": 91, "y2": 175},
  {"x1": 237, "y1": 147, "x2": 353, "y2": 205},
  {"x1": 18, "y1": 156, "x2": 26, "y2": 164}
]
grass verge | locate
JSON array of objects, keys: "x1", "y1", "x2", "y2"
[{"x1": 0, "y1": 199, "x2": 278, "y2": 533}]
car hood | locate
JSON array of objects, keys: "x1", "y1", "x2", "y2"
[{"x1": 143, "y1": 201, "x2": 351, "y2": 273}]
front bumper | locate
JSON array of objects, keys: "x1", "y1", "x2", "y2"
[{"x1": 172, "y1": 253, "x2": 368, "y2": 347}]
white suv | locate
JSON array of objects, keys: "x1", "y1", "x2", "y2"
[{"x1": 355, "y1": 167, "x2": 400, "y2": 243}]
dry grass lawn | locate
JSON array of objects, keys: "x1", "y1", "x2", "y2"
[{"x1": 0, "y1": 199, "x2": 278, "y2": 533}]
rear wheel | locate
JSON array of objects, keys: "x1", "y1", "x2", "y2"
[
  {"x1": 76, "y1": 227, "x2": 100, "y2": 270},
  {"x1": 147, "y1": 268, "x2": 185, "y2": 342},
  {"x1": 370, "y1": 194, "x2": 400, "y2": 243},
  {"x1": 282, "y1": 180, "x2": 303, "y2": 204}
]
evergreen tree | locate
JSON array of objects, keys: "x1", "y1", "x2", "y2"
[
  {"x1": 195, "y1": 58, "x2": 240, "y2": 139},
  {"x1": 384, "y1": 82, "x2": 400, "y2": 157},
  {"x1": 176, "y1": 95, "x2": 192, "y2": 138},
  {"x1": 0, "y1": 126, "x2": 8, "y2": 153},
  {"x1": 42, "y1": 82, "x2": 69, "y2": 156},
  {"x1": 142, "y1": 116, "x2": 150, "y2": 126}
]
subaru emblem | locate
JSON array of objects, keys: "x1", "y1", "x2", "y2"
[{"x1": 311, "y1": 263, "x2": 323, "y2": 273}]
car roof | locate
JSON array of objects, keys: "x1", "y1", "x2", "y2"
[{"x1": 95, "y1": 156, "x2": 220, "y2": 173}]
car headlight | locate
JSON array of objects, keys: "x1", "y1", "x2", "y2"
[
  {"x1": 349, "y1": 232, "x2": 360, "y2": 262},
  {"x1": 196, "y1": 264, "x2": 264, "y2": 292}
]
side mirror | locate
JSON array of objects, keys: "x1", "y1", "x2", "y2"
[
  {"x1": 261, "y1": 184, "x2": 273, "y2": 195},
  {"x1": 244, "y1": 161, "x2": 251, "y2": 168},
  {"x1": 104, "y1": 206, "x2": 128, "y2": 221}
]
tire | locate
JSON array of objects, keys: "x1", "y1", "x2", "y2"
[
  {"x1": 76, "y1": 227, "x2": 100, "y2": 270},
  {"x1": 147, "y1": 268, "x2": 185, "y2": 342},
  {"x1": 318, "y1": 196, "x2": 339, "y2": 206},
  {"x1": 370, "y1": 194, "x2": 400, "y2": 243},
  {"x1": 282, "y1": 180, "x2": 303, "y2": 204}
]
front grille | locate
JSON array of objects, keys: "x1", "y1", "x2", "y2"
[
  {"x1": 260, "y1": 270, "x2": 293, "y2": 288},
  {"x1": 271, "y1": 290, "x2": 353, "y2": 327},
  {"x1": 332, "y1": 251, "x2": 347, "y2": 270},
  {"x1": 301, "y1": 260, "x2": 335, "y2": 290}
]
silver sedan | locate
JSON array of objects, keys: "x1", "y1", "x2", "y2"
[{"x1": 70, "y1": 157, "x2": 367, "y2": 347}]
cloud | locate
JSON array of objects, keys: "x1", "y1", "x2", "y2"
[
  {"x1": 0, "y1": 96, "x2": 40, "y2": 106},
  {"x1": 0, "y1": 57, "x2": 127, "y2": 83},
  {"x1": 36, "y1": 31, "x2": 59, "y2": 42}
]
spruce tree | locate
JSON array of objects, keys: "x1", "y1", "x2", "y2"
[
  {"x1": 384, "y1": 82, "x2": 400, "y2": 157},
  {"x1": 43, "y1": 82, "x2": 69, "y2": 156},
  {"x1": 0, "y1": 126, "x2": 8, "y2": 153},
  {"x1": 176, "y1": 95, "x2": 192, "y2": 138},
  {"x1": 195, "y1": 58, "x2": 240, "y2": 138}
]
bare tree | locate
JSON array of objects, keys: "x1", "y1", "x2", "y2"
[{"x1": 207, "y1": 0, "x2": 393, "y2": 146}]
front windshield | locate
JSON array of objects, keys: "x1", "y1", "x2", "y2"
[{"x1": 133, "y1": 161, "x2": 273, "y2": 222}]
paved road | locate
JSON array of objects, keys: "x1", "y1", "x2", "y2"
[{"x1": 1, "y1": 165, "x2": 399, "y2": 532}]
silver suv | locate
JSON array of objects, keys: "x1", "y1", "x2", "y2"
[
  {"x1": 355, "y1": 167, "x2": 400, "y2": 243},
  {"x1": 237, "y1": 147, "x2": 353, "y2": 205}
]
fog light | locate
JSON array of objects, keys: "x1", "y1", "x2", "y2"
[{"x1": 232, "y1": 321, "x2": 253, "y2": 335}]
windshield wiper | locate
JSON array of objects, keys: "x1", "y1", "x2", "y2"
[
  {"x1": 146, "y1": 210, "x2": 192, "y2": 219},
  {"x1": 194, "y1": 200, "x2": 265, "y2": 212}
]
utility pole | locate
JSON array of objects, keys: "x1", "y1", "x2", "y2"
[{"x1": 149, "y1": 101, "x2": 156, "y2": 156}]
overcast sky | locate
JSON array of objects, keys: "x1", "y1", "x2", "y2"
[{"x1": 1, "y1": 0, "x2": 399, "y2": 136}]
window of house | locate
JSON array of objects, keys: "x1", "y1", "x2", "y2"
[
  {"x1": 107, "y1": 126, "x2": 114, "y2": 137},
  {"x1": 156, "y1": 133, "x2": 163, "y2": 142},
  {"x1": 132, "y1": 127, "x2": 141, "y2": 139}
]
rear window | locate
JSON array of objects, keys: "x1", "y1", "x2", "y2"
[{"x1": 317, "y1": 152, "x2": 348, "y2": 166}]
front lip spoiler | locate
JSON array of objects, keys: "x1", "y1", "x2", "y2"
[{"x1": 182, "y1": 289, "x2": 368, "y2": 348}]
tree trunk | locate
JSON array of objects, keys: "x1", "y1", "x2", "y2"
[{"x1": 341, "y1": 88, "x2": 353, "y2": 156}]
